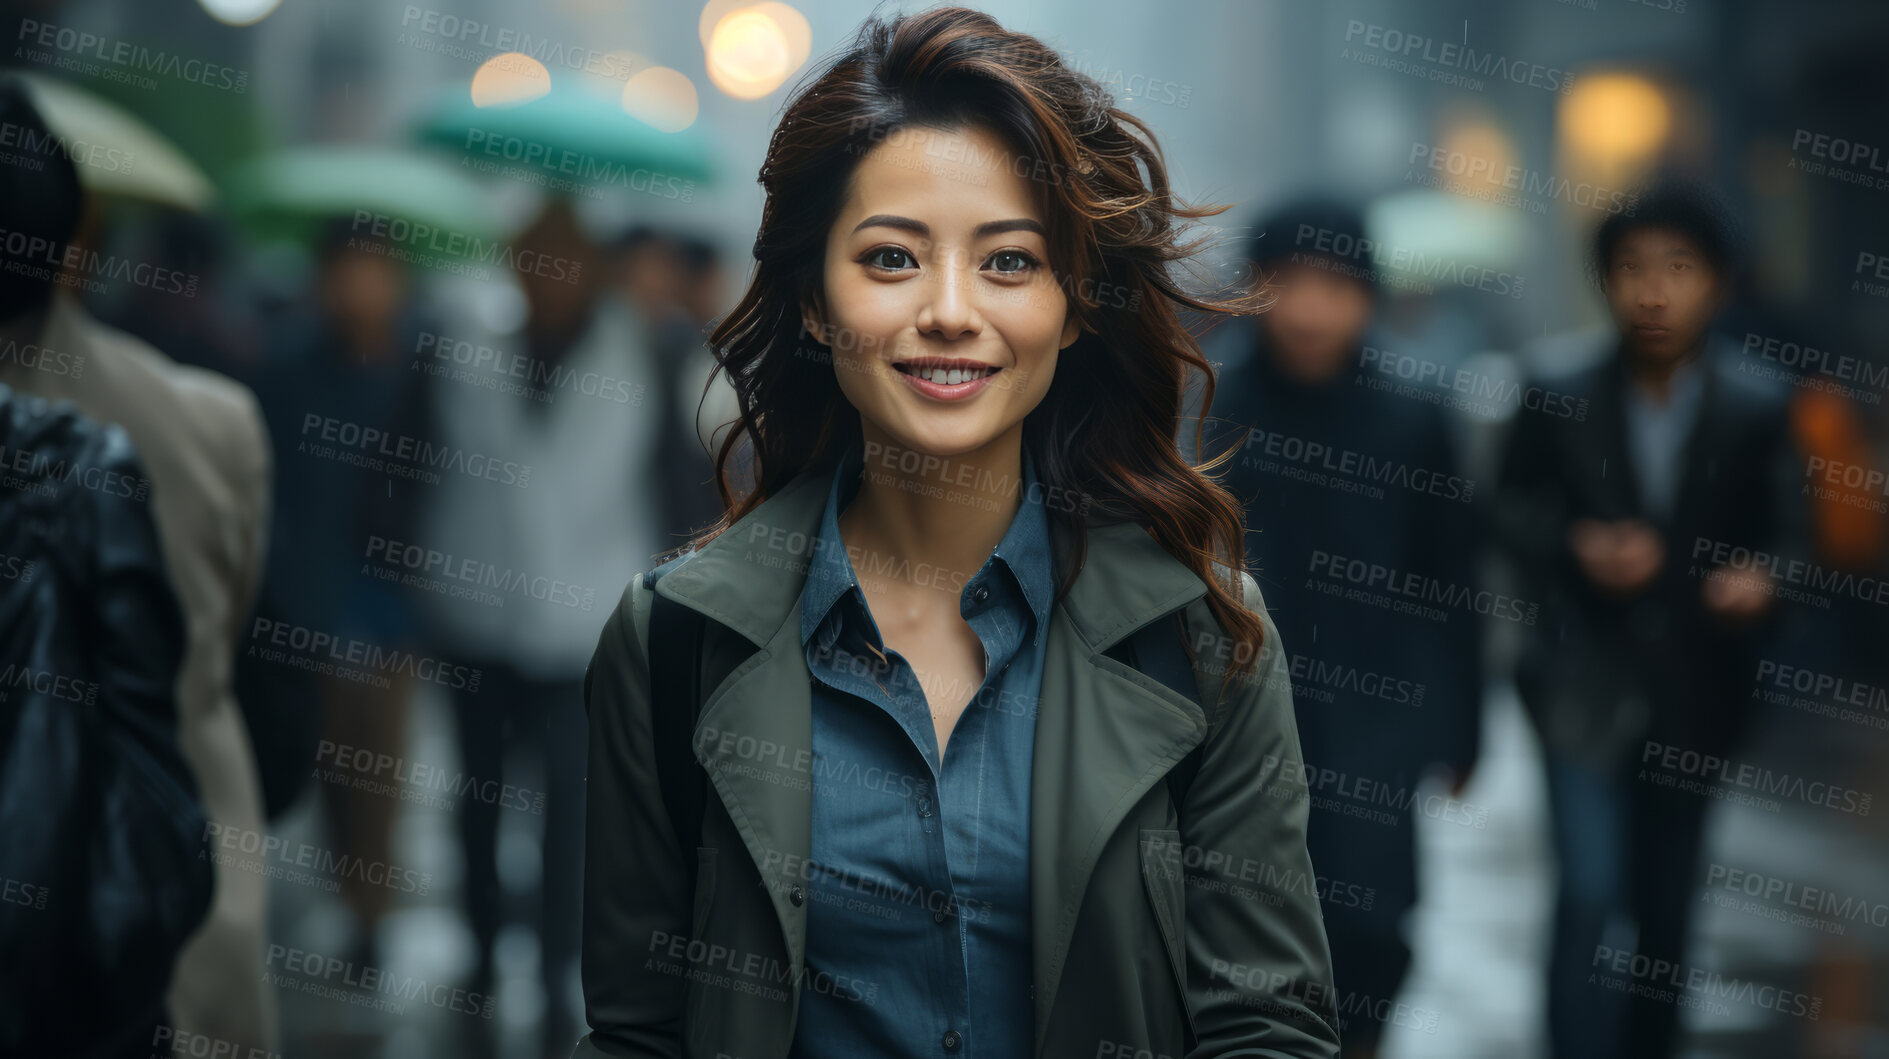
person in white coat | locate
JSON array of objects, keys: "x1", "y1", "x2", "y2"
[{"x1": 415, "y1": 195, "x2": 668, "y2": 1058}]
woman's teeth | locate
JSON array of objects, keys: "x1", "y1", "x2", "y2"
[{"x1": 901, "y1": 365, "x2": 997, "y2": 384}]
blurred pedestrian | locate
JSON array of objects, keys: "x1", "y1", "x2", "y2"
[
  {"x1": 1200, "y1": 197, "x2": 1483, "y2": 1058},
  {"x1": 610, "y1": 225, "x2": 729, "y2": 544},
  {"x1": 250, "y1": 214, "x2": 437, "y2": 967},
  {"x1": 0, "y1": 72, "x2": 277, "y2": 1049},
  {"x1": 420, "y1": 193, "x2": 667, "y2": 1059},
  {"x1": 0, "y1": 81, "x2": 211, "y2": 1054},
  {"x1": 0, "y1": 75, "x2": 278, "y2": 1056},
  {"x1": 1491, "y1": 179, "x2": 1810, "y2": 1059},
  {"x1": 0, "y1": 381, "x2": 209, "y2": 1059}
]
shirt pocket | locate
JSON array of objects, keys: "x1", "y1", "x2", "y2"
[{"x1": 1138, "y1": 827, "x2": 1198, "y2": 1041}]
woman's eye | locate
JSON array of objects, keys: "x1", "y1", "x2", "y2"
[
  {"x1": 864, "y1": 247, "x2": 916, "y2": 271},
  {"x1": 987, "y1": 249, "x2": 1038, "y2": 275}
]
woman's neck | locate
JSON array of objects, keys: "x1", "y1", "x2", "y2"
[{"x1": 838, "y1": 425, "x2": 1027, "y2": 593}]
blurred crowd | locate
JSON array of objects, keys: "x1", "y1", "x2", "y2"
[{"x1": 2, "y1": 13, "x2": 1888, "y2": 1059}]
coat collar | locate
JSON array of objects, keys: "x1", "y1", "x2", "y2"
[
  {"x1": 654, "y1": 455, "x2": 1211, "y2": 657},
  {"x1": 1590, "y1": 342, "x2": 1727, "y2": 526},
  {"x1": 654, "y1": 453, "x2": 1214, "y2": 1052}
]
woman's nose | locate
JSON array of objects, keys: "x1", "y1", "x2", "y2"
[{"x1": 917, "y1": 253, "x2": 980, "y2": 340}]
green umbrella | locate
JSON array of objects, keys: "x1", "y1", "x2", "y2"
[
  {"x1": 415, "y1": 88, "x2": 717, "y2": 196},
  {"x1": 14, "y1": 72, "x2": 215, "y2": 212},
  {"x1": 225, "y1": 145, "x2": 497, "y2": 245}
]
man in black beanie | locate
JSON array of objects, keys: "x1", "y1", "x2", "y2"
[{"x1": 1200, "y1": 197, "x2": 1483, "y2": 1058}]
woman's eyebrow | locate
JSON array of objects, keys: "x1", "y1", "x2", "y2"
[{"x1": 851, "y1": 214, "x2": 1048, "y2": 240}]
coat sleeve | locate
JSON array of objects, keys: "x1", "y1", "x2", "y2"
[
  {"x1": 1181, "y1": 573, "x2": 1343, "y2": 1057},
  {"x1": 227, "y1": 385, "x2": 272, "y2": 648},
  {"x1": 571, "y1": 574, "x2": 691, "y2": 1059}
]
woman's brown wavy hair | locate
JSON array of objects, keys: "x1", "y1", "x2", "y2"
[{"x1": 678, "y1": 4, "x2": 1271, "y2": 686}]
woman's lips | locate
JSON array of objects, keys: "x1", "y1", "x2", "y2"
[{"x1": 894, "y1": 363, "x2": 1001, "y2": 401}]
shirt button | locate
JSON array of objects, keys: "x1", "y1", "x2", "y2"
[
  {"x1": 942, "y1": 1030, "x2": 962, "y2": 1050},
  {"x1": 916, "y1": 794, "x2": 933, "y2": 817},
  {"x1": 933, "y1": 907, "x2": 947, "y2": 924},
  {"x1": 789, "y1": 885, "x2": 805, "y2": 906},
  {"x1": 971, "y1": 585, "x2": 990, "y2": 605}
]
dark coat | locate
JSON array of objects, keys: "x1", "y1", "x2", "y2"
[
  {"x1": 0, "y1": 383, "x2": 206, "y2": 1059},
  {"x1": 572, "y1": 457, "x2": 1343, "y2": 1058},
  {"x1": 1203, "y1": 341, "x2": 1484, "y2": 789},
  {"x1": 1491, "y1": 339, "x2": 1808, "y2": 766}
]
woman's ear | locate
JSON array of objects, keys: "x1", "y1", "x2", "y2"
[
  {"x1": 1060, "y1": 308, "x2": 1082, "y2": 350},
  {"x1": 802, "y1": 289, "x2": 830, "y2": 346}
]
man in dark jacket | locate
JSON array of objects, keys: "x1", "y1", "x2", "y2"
[
  {"x1": 1491, "y1": 181, "x2": 1808, "y2": 1059},
  {"x1": 0, "y1": 76, "x2": 208, "y2": 1057},
  {"x1": 1199, "y1": 198, "x2": 1483, "y2": 1057},
  {"x1": 0, "y1": 391, "x2": 204, "y2": 1057}
]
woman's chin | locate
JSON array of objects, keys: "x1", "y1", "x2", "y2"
[{"x1": 867, "y1": 421, "x2": 1008, "y2": 463}]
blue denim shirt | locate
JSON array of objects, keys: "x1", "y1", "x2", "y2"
[{"x1": 788, "y1": 440, "x2": 1054, "y2": 1058}]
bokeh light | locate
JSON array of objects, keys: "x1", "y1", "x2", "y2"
[
  {"x1": 621, "y1": 66, "x2": 700, "y2": 132},
  {"x1": 470, "y1": 52, "x2": 552, "y2": 108},
  {"x1": 751, "y1": 3, "x2": 812, "y2": 73},
  {"x1": 1559, "y1": 73, "x2": 1672, "y2": 164},
  {"x1": 1437, "y1": 109, "x2": 1520, "y2": 195},
  {"x1": 704, "y1": 3, "x2": 810, "y2": 100},
  {"x1": 196, "y1": 0, "x2": 282, "y2": 25}
]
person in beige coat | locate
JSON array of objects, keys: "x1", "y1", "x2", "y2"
[
  {"x1": 0, "y1": 164, "x2": 279, "y2": 1052},
  {"x1": 3, "y1": 284, "x2": 277, "y2": 1051},
  {"x1": 0, "y1": 78, "x2": 274, "y2": 1051}
]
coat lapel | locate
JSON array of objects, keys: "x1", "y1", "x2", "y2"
[
  {"x1": 651, "y1": 468, "x2": 828, "y2": 972},
  {"x1": 649, "y1": 462, "x2": 1217, "y2": 1050},
  {"x1": 1591, "y1": 352, "x2": 1647, "y2": 519},
  {"x1": 1670, "y1": 354, "x2": 1726, "y2": 534},
  {"x1": 1027, "y1": 518, "x2": 1213, "y2": 1051}
]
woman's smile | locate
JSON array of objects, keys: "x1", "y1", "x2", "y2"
[{"x1": 892, "y1": 355, "x2": 1004, "y2": 401}]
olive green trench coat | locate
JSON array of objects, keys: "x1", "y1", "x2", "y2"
[{"x1": 572, "y1": 460, "x2": 1343, "y2": 1058}]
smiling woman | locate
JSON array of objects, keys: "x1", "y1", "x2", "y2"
[
  {"x1": 700, "y1": 8, "x2": 1276, "y2": 658},
  {"x1": 813, "y1": 126, "x2": 1079, "y2": 452},
  {"x1": 573, "y1": 7, "x2": 1341, "y2": 1059}
]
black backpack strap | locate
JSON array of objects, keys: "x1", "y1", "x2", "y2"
[
  {"x1": 645, "y1": 561, "x2": 710, "y2": 894},
  {"x1": 1106, "y1": 610, "x2": 1209, "y2": 809}
]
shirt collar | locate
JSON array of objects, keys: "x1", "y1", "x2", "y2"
[
  {"x1": 800, "y1": 439, "x2": 1056, "y2": 648},
  {"x1": 1626, "y1": 353, "x2": 1707, "y2": 413}
]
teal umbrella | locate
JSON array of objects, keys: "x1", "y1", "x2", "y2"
[
  {"x1": 415, "y1": 88, "x2": 717, "y2": 194},
  {"x1": 225, "y1": 145, "x2": 497, "y2": 244}
]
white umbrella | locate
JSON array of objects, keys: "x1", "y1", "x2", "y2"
[{"x1": 14, "y1": 72, "x2": 215, "y2": 212}]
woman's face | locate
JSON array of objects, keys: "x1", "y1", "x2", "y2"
[{"x1": 806, "y1": 122, "x2": 1081, "y2": 460}]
